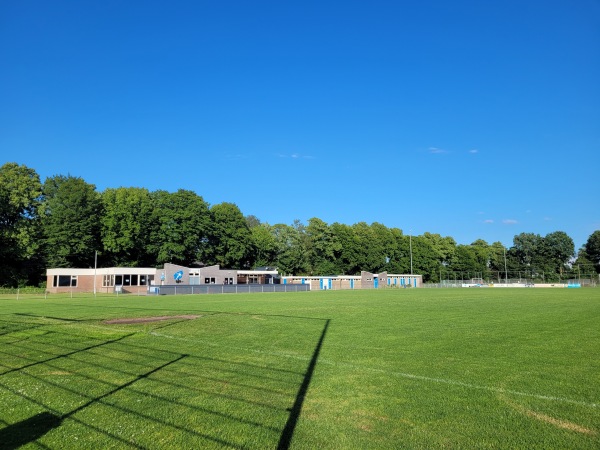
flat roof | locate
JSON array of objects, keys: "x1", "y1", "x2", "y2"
[
  {"x1": 47, "y1": 268, "x2": 159, "y2": 276},
  {"x1": 237, "y1": 270, "x2": 279, "y2": 275}
]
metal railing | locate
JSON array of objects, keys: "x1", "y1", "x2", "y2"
[{"x1": 154, "y1": 283, "x2": 310, "y2": 295}]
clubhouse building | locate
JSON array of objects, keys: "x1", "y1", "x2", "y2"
[{"x1": 46, "y1": 263, "x2": 422, "y2": 294}]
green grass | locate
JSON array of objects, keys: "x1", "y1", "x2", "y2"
[{"x1": 1, "y1": 288, "x2": 599, "y2": 449}]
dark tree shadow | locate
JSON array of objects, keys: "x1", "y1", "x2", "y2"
[{"x1": 0, "y1": 411, "x2": 62, "y2": 450}]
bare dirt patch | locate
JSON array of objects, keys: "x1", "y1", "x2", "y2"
[{"x1": 103, "y1": 315, "x2": 200, "y2": 325}]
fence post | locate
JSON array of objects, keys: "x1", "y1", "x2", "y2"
[{"x1": 17, "y1": 288, "x2": 19, "y2": 300}]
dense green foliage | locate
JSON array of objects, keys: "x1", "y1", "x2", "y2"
[
  {"x1": 0, "y1": 162, "x2": 598, "y2": 287},
  {"x1": 1, "y1": 289, "x2": 599, "y2": 449},
  {"x1": 41, "y1": 175, "x2": 103, "y2": 268},
  {"x1": 0, "y1": 163, "x2": 43, "y2": 286}
]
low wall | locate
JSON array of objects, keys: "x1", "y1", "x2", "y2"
[{"x1": 155, "y1": 284, "x2": 310, "y2": 295}]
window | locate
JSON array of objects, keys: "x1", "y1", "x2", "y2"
[
  {"x1": 103, "y1": 275, "x2": 114, "y2": 287},
  {"x1": 140, "y1": 275, "x2": 146, "y2": 286},
  {"x1": 115, "y1": 275, "x2": 123, "y2": 285},
  {"x1": 53, "y1": 275, "x2": 76, "y2": 287},
  {"x1": 131, "y1": 275, "x2": 138, "y2": 286}
]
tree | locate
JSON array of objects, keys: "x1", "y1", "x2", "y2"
[
  {"x1": 245, "y1": 215, "x2": 261, "y2": 229},
  {"x1": 420, "y1": 232, "x2": 457, "y2": 268},
  {"x1": 449, "y1": 245, "x2": 480, "y2": 281},
  {"x1": 41, "y1": 175, "x2": 103, "y2": 268},
  {"x1": 101, "y1": 187, "x2": 155, "y2": 267},
  {"x1": 409, "y1": 235, "x2": 440, "y2": 282},
  {"x1": 271, "y1": 221, "x2": 308, "y2": 275},
  {"x1": 488, "y1": 241, "x2": 510, "y2": 282},
  {"x1": 205, "y1": 202, "x2": 254, "y2": 268},
  {"x1": 581, "y1": 230, "x2": 600, "y2": 274},
  {"x1": 0, "y1": 163, "x2": 43, "y2": 286},
  {"x1": 541, "y1": 231, "x2": 575, "y2": 280},
  {"x1": 371, "y1": 222, "x2": 398, "y2": 273},
  {"x1": 510, "y1": 232, "x2": 543, "y2": 277},
  {"x1": 384, "y1": 228, "x2": 407, "y2": 274},
  {"x1": 350, "y1": 222, "x2": 388, "y2": 273},
  {"x1": 305, "y1": 218, "x2": 340, "y2": 275},
  {"x1": 330, "y1": 222, "x2": 358, "y2": 274},
  {"x1": 250, "y1": 223, "x2": 278, "y2": 268},
  {"x1": 148, "y1": 190, "x2": 211, "y2": 266},
  {"x1": 470, "y1": 239, "x2": 493, "y2": 280}
]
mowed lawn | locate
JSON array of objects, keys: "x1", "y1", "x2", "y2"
[{"x1": 0, "y1": 288, "x2": 598, "y2": 449}]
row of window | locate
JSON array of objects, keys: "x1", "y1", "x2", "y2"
[
  {"x1": 52, "y1": 273, "x2": 271, "y2": 288},
  {"x1": 53, "y1": 274, "x2": 157, "y2": 288},
  {"x1": 103, "y1": 274, "x2": 155, "y2": 287}
]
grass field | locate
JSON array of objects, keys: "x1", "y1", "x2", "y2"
[{"x1": 1, "y1": 288, "x2": 599, "y2": 449}]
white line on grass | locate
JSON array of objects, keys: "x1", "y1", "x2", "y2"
[{"x1": 146, "y1": 331, "x2": 599, "y2": 409}]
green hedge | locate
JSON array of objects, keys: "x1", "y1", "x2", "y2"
[{"x1": 0, "y1": 287, "x2": 46, "y2": 295}]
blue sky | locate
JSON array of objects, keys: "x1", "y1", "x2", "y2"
[{"x1": 1, "y1": 0, "x2": 599, "y2": 249}]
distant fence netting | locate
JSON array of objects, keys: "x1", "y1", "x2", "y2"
[{"x1": 155, "y1": 284, "x2": 311, "y2": 295}]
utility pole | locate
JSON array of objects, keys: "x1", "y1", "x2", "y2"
[
  {"x1": 504, "y1": 246, "x2": 508, "y2": 286},
  {"x1": 409, "y1": 231, "x2": 413, "y2": 275},
  {"x1": 93, "y1": 250, "x2": 97, "y2": 297}
]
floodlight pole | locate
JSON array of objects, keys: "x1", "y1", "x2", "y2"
[
  {"x1": 503, "y1": 246, "x2": 508, "y2": 286},
  {"x1": 93, "y1": 250, "x2": 97, "y2": 297},
  {"x1": 409, "y1": 231, "x2": 413, "y2": 275}
]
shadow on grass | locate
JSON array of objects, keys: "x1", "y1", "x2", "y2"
[
  {"x1": 0, "y1": 411, "x2": 62, "y2": 450},
  {"x1": 278, "y1": 318, "x2": 330, "y2": 450},
  {"x1": 1, "y1": 312, "x2": 332, "y2": 448},
  {"x1": 0, "y1": 333, "x2": 134, "y2": 377},
  {"x1": 0, "y1": 318, "x2": 46, "y2": 337}
]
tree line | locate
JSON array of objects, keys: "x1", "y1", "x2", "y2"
[{"x1": 1, "y1": 162, "x2": 599, "y2": 287}]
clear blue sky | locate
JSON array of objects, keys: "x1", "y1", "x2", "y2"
[{"x1": 1, "y1": 0, "x2": 599, "y2": 249}]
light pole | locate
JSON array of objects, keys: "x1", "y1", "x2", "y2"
[
  {"x1": 93, "y1": 250, "x2": 98, "y2": 296},
  {"x1": 409, "y1": 231, "x2": 413, "y2": 275},
  {"x1": 503, "y1": 246, "x2": 508, "y2": 286}
]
